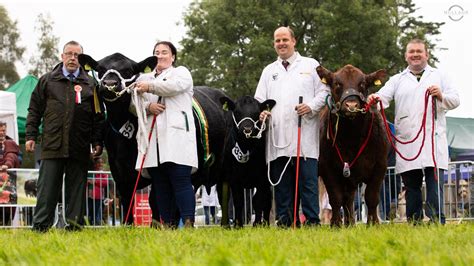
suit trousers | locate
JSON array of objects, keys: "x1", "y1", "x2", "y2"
[{"x1": 33, "y1": 158, "x2": 88, "y2": 231}]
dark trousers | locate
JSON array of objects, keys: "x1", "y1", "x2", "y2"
[
  {"x1": 401, "y1": 167, "x2": 445, "y2": 224},
  {"x1": 204, "y1": 206, "x2": 216, "y2": 225},
  {"x1": 32, "y1": 158, "x2": 88, "y2": 231},
  {"x1": 148, "y1": 162, "x2": 195, "y2": 224},
  {"x1": 88, "y1": 198, "x2": 103, "y2": 225},
  {"x1": 271, "y1": 157, "x2": 320, "y2": 227}
]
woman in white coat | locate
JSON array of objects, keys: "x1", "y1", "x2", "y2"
[
  {"x1": 368, "y1": 39, "x2": 460, "y2": 224},
  {"x1": 135, "y1": 41, "x2": 198, "y2": 228}
]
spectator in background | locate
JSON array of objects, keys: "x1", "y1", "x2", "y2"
[
  {"x1": 201, "y1": 185, "x2": 219, "y2": 225},
  {"x1": 0, "y1": 121, "x2": 20, "y2": 226},
  {"x1": 88, "y1": 157, "x2": 108, "y2": 225}
]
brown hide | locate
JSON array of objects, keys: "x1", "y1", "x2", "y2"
[{"x1": 317, "y1": 65, "x2": 389, "y2": 226}]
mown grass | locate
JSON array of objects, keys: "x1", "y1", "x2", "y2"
[{"x1": 2, "y1": 223, "x2": 474, "y2": 265}]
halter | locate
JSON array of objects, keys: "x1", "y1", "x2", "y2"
[
  {"x1": 232, "y1": 113, "x2": 266, "y2": 139},
  {"x1": 328, "y1": 88, "x2": 368, "y2": 115},
  {"x1": 92, "y1": 69, "x2": 137, "y2": 102}
]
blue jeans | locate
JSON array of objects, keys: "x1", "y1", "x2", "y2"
[
  {"x1": 401, "y1": 167, "x2": 445, "y2": 224},
  {"x1": 270, "y1": 157, "x2": 320, "y2": 227},
  {"x1": 148, "y1": 162, "x2": 195, "y2": 224}
]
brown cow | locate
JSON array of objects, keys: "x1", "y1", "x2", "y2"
[{"x1": 317, "y1": 64, "x2": 389, "y2": 226}]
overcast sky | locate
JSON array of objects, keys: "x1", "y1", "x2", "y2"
[{"x1": 2, "y1": 0, "x2": 473, "y2": 118}]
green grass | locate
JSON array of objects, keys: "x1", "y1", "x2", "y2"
[{"x1": 2, "y1": 223, "x2": 474, "y2": 265}]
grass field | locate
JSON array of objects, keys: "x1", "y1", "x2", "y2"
[{"x1": 2, "y1": 223, "x2": 474, "y2": 265}]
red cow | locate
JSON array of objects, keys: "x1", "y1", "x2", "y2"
[{"x1": 317, "y1": 65, "x2": 388, "y2": 226}]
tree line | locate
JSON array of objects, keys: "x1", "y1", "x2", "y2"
[{"x1": 1, "y1": 0, "x2": 443, "y2": 99}]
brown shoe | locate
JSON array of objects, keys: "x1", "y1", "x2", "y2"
[{"x1": 184, "y1": 218, "x2": 194, "y2": 229}]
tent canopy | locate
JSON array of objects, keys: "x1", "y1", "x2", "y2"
[
  {"x1": 6, "y1": 75, "x2": 38, "y2": 143},
  {"x1": 0, "y1": 90, "x2": 19, "y2": 143},
  {"x1": 447, "y1": 117, "x2": 474, "y2": 160}
]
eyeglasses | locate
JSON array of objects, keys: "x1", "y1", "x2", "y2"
[{"x1": 64, "y1": 52, "x2": 80, "y2": 58}]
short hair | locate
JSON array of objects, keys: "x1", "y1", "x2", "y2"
[
  {"x1": 0, "y1": 121, "x2": 6, "y2": 127},
  {"x1": 275, "y1": 26, "x2": 295, "y2": 39},
  {"x1": 407, "y1": 38, "x2": 428, "y2": 52},
  {"x1": 152, "y1": 41, "x2": 177, "y2": 66},
  {"x1": 63, "y1": 40, "x2": 83, "y2": 53}
]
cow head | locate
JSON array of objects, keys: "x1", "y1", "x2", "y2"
[
  {"x1": 316, "y1": 64, "x2": 386, "y2": 118},
  {"x1": 78, "y1": 53, "x2": 157, "y2": 102},
  {"x1": 220, "y1": 96, "x2": 276, "y2": 139}
]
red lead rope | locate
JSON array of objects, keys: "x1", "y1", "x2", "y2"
[
  {"x1": 375, "y1": 90, "x2": 438, "y2": 180},
  {"x1": 328, "y1": 112, "x2": 375, "y2": 170}
]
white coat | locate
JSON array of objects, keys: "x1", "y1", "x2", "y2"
[
  {"x1": 134, "y1": 66, "x2": 198, "y2": 171},
  {"x1": 255, "y1": 53, "x2": 329, "y2": 163},
  {"x1": 376, "y1": 65, "x2": 460, "y2": 174},
  {"x1": 200, "y1": 185, "x2": 219, "y2": 207}
]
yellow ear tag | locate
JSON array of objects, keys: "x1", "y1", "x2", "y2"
[
  {"x1": 321, "y1": 77, "x2": 327, "y2": 84},
  {"x1": 374, "y1": 79, "x2": 382, "y2": 86},
  {"x1": 84, "y1": 64, "x2": 91, "y2": 71},
  {"x1": 223, "y1": 102, "x2": 228, "y2": 111},
  {"x1": 144, "y1": 66, "x2": 152, "y2": 73}
]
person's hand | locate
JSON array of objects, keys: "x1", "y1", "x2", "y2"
[
  {"x1": 259, "y1": 110, "x2": 271, "y2": 122},
  {"x1": 1, "y1": 165, "x2": 8, "y2": 172},
  {"x1": 25, "y1": 140, "x2": 35, "y2": 152},
  {"x1": 295, "y1": 103, "x2": 311, "y2": 116},
  {"x1": 427, "y1": 85, "x2": 443, "y2": 101},
  {"x1": 135, "y1": 82, "x2": 150, "y2": 93},
  {"x1": 92, "y1": 145, "x2": 103, "y2": 157},
  {"x1": 367, "y1": 93, "x2": 380, "y2": 103},
  {"x1": 148, "y1": 103, "x2": 166, "y2": 116}
]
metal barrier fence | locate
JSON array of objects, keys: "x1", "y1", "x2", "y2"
[{"x1": 1, "y1": 160, "x2": 472, "y2": 228}]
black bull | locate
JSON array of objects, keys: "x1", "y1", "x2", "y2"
[
  {"x1": 78, "y1": 53, "x2": 227, "y2": 224},
  {"x1": 316, "y1": 64, "x2": 389, "y2": 227}
]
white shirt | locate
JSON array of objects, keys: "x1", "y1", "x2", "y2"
[
  {"x1": 255, "y1": 52, "x2": 329, "y2": 163},
  {"x1": 376, "y1": 65, "x2": 460, "y2": 173}
]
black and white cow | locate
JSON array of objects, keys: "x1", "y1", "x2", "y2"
[
  {"x1": 219, "y1": 96, "x2": 276, "y2": 227},
  {"x1": 78, "y1": 53, "x2": 228, "y2": 225}
]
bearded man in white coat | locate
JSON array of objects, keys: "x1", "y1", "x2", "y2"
[
  {"x1": 255, "y1": 26, "x2": 329, "y2": 227},
  {"x1": 368, "y1": 38, "x2": 460, "y2": 224}
]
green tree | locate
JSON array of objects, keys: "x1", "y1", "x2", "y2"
[
  {"x1": 28, "y1": 13, "x2": 60, "y2": 77},
  {"x1": 0, "y1": 5, "x2": 25, "y2": 90},
  {"x1": 180, "y1": 0, "x2": 442, "y2": 99}
]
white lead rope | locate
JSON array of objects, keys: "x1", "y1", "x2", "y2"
[{"x1": 264, "y1": 114, "x2": 293, "y2": 187}]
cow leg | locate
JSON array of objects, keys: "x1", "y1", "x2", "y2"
[
  {"x1": 342, "y1": 187, "x2": 356, "y2": 226},
  {"x1": 365, "y1": 178, "x2": 384, "y2": 225},
  {"x1": 231, "y1": 184, "x2": 245, "y2": 228},
  {"x1": 217, "y1": 181, "x2": 231, "y2": 228},
  {"x1": 252, "y1": 186, "x2": 271, "y2": 226},
  {"x1": 115, "y1": 182, "x2": 134, "y2": 225},
  {"x1": 326, "y1": 183, "x2": 343, "y2": 227}
]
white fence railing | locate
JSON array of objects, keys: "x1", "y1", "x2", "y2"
[{"x1": 1, "y1": 160, "x2": 472, "y2": 228}]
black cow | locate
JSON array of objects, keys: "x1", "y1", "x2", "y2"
[
  {"x1": 78, "y1": 53, "x2": 227, "y2": 224},
  {"x1": 219, "y1": 96, "x2": 276, "y2": 227},
  {"x1": 316, "y1": 65, "x2": 388, "y2": 226},
  {"x1": 24, "y1": 179, "x2": 37, "y2": 197}
]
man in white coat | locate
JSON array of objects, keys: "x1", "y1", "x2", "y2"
[
  {"x1": 255, "y1": 26, "x2": 329, "y2": 227},
  {"x1": 368, "y1": 38, "x2": 460, "y2": 224}
]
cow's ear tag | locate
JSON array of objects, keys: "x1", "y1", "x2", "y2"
[
  {"x1": 223, "y1": 102, "x2": 228, "y2": 111},
  {"x1": 321, "y1": 77, "x2": 327, "y2": 84},
  {"x1": 266, "y1": 104, "x2": 271, "y2": 111},
  {"x1": 374, "y1": 79, "x2": 382, "y2": 86},
  {"x1": 84, "y1": 64, "x2": 91, "y2": 71},
  {"x1": 144, "y1": 66, "x2": 152, "y2": 73}
]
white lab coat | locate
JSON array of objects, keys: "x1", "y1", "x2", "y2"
[
  {"x1": 133, "y1": 66, "x2": 198, "y2": 171},
  {"x1": 376, "y1": 65, "x2": 460, "y2": 174},
  {"x1": 200, "y1": 185, "x2": 219, "y2": 207},
  {"x1": 255, "y1": 53, "x2": 329, "y2": 163}
]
